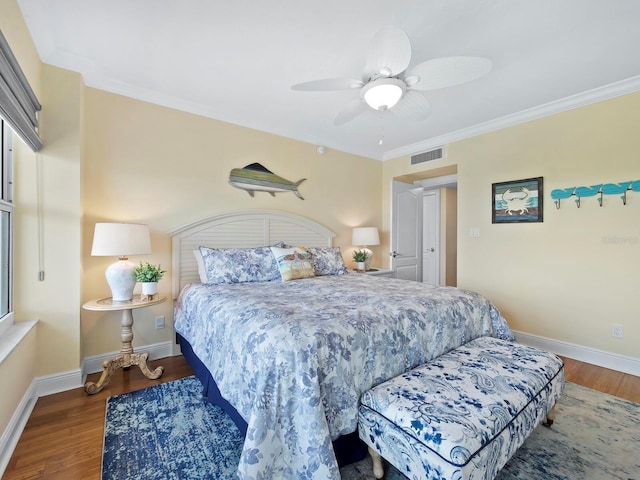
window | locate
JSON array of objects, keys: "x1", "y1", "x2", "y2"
[
  {"x1": 0, "y1": 119, "x2": 13, "y2": 321},
  {"x1": 0, "y1": 29, "x2": 39, "y2": 338}
]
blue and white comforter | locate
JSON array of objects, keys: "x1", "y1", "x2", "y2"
[{"x1": 174, "y1": 274, "x2": 514, "y2": 480}]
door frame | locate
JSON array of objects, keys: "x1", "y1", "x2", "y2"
[{"x1": 390, "y1": 174, "x2": 458, "y2": 283}]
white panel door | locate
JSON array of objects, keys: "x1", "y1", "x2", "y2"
[
  {"x1": 422, "y1": 191, "x2": 440, "y2": 285},
  {"x1": 391, "y1": 180, "x2": 423, "y2": 281}
]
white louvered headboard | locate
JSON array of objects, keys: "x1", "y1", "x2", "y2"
[{"x1": 170, "y1": 209, "x2": 335, "y2": 299}]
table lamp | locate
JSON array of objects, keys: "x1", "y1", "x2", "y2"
[
  {"x1": 352, "y1": 227, "x2": 380, "y2": 271},
  {"x1": 91, "y1": 223, "x2": 151, "y2": 301}
]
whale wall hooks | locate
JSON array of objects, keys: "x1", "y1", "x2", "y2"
[{"x1": 551, "y1": 180, "x2": 640, "y2": 209}]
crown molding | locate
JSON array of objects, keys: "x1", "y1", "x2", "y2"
[{"x1": 382, "y1": 75, "x2": 640, "y2": 161}]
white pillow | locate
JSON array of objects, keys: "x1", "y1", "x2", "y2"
[{"x1": 192, "y1": 249, "x2": 208, "y2": 283}]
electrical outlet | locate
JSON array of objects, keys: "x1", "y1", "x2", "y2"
[
  {"x1": 611, "y1": 324, "x2": 624, "y2": 338},
  {"x1": 155, "y1": 315, "x2": 165, "y2": 330}
]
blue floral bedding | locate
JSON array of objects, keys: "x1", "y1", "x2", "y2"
[{"x1": 174, "y1": 274, "x2": 514, "y2": 480}]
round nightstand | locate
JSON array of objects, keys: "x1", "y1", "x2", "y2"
[{"x1": 82, "y1": 295, "x2": 166, "y2": 394}]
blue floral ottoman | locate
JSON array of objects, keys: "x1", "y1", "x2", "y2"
[{"x1": 358, "y1": 336, "x2": 565, "y2": 480}]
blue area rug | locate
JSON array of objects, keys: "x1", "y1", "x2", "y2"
[{"x1": 102, "y1": 376, "x2": 640, "y2": 480}]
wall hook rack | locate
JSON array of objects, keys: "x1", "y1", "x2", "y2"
[{"x1": 551, "y1": 180, "x2": 640, "y2": 209}]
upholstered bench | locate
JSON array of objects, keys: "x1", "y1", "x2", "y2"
[{"x1": 358, "y1": 336, "x2": 565, "y2": 480}]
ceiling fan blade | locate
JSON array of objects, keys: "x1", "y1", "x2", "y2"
[
  {"x1": 405, "y1": 56, "x2": 492, "y2": 91},
  {"x1": 291, "y1": 78, "x2": 364, "y2": 91},
  {"x1": 334, "y1": 99, "x2": 368, "y2": 126},
  {"x1": 390, "y1": 90, "x2": 431, "y2": 121},
  {"x1": 365, "y1": 27, "x2": 412, "y2": 77}
]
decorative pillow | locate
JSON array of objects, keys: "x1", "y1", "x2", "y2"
[
  {"x1": 270, "y1": 246, "x2": 315, "y2": 282},
  {"x1": 192, "y1": 249, "x2": 208, "y2": 283},
  {"x1": 306, "y1": 247, "x2": 349, "y2": 276},
  {"x1": 199, "y1": 246, "x2": 281, "y2": 284}
]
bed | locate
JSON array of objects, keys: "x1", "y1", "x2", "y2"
[{"x1": 171, "y1": 209, "x2": 514, "y2": 480}]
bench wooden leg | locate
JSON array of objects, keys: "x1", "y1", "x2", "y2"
[
  {"x1": 369, "y1": 447, "x2": 384, "y2": 479},
  {"x1": 543, "y1": 401, "x2": 559, "y2": 427}
]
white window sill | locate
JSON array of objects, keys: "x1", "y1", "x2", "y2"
[
  {"x1": 0, "y1": 318, "x2": 38, "y2": 365},
  {"x1": 0, "y1": 312, "x2": 14, "y2": 336}
]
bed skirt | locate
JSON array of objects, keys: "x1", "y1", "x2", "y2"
[{"x1": 177, "y1": 333, "x2": 367, "y2": 467}]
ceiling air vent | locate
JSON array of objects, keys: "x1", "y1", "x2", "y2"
[{"x1": 411, "y1": 147, "x2": 444, "y2": 165}]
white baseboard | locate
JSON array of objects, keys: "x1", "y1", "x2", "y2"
[
  {"x1": 513, "y1": 330, "x2": 640, "y2": 377},
  {"x1": 35, "y1": 368, "x2": 83, "y2": 397},
  {"x1": 0, "y1": 380, "x2": 37, "y2": 477},
  {"x1": 82, "y1": 340, "x2": 175, "y2": 379},
  {"x1": 0, "y1": 368, "x2": 82, "y2": 477}
]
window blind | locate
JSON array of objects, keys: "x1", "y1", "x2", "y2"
[{"x1": 0, "y1": 30, "x2": 42, "y2": 152}]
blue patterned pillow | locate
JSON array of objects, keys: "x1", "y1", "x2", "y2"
[
  {"x1": 199, "y1": 246, "x2": 280, "y2": 284},
  {"x1": 306, "y1": 247, "x2": 349, "y2": 276}
]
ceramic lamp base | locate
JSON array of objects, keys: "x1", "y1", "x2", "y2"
[{"x1": 105, "y1": 259, "x2": 136, "y2": 302}]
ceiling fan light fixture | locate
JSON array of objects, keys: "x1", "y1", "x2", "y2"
[{"x1": 361, "y1": 78, "x2": 406, "y2": 111}]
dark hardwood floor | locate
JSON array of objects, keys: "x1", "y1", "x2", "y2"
[
  {"x1": 3, "y1": 355, "x2": 639, "y2": 479},
  {"x1": 3, "y1": 356, "x2": 194, "y2": 480}
]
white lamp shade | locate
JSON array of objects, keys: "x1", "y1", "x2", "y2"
[
  {"x1": 91, "y1": 223, "x2": 151, "y2": 257},
  {"x1": 352, "y1": 227, "x2": 380, "y2": 246},
  {"x1": 91, "y1": 223, "x2": 151, "y2": 302}
]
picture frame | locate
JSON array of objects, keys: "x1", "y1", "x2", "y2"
[{"x1": 492, "y1": 177, "x2": 543, "y2": 223}]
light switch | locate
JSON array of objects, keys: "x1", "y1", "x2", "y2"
[{"x1": 469, "y1": 227, "x2": 480, "y2": 238}]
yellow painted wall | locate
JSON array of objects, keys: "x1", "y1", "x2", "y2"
[
  {"x1": 383, "y1": 92, "x2": 640, "y2": 360},
  {"x1": 15, "y1": 64, "x2": 83, "y2": 374},
  {"x1": 81, "y1": 88, "x2": 382, "y2": 356}
]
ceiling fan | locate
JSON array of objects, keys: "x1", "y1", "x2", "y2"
[{"x1": 291, "y1": 27, "x2": 492, "y2": 126}]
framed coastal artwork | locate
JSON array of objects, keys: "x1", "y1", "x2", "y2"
[{"x1": 492, "y1": 177, "x2": 543, "y2": 223}]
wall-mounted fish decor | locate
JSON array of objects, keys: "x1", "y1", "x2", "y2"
[{"x1": 228, "y1": 163, "x2": 306, "y2": 200}]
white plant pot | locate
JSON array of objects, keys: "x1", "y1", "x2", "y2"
[
  {"x1": 141, "y1": 282, "x2": 158, "y2": 295},
  {"x1": 356, "y1": 262, "x2": 366, "y2": 272}
]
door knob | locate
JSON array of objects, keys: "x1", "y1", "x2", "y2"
[
  {"x1": 390, "y1": 251, "x2": 400, "y2": 258},
  {"x1": 426, "y1": 247, "x2": 435, "y2": 252}
]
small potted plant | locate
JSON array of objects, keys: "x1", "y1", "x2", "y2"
[
  {"x1": 352, "y1": 249, "x2": 368, "y2": 272},
  {"x1": 134, "y1": 262, "x2": 166, "y2": 297}
]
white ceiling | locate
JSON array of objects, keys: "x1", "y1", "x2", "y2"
[{"x1": 17, "y1": 0, "x2": 640, "y2": 160}]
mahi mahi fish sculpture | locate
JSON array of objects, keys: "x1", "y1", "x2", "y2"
[{"x1": 229, "y1": 163, "x2": 306, "y2": 200}]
